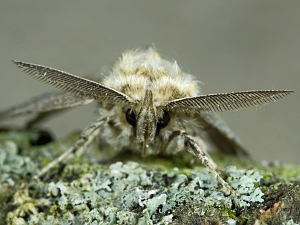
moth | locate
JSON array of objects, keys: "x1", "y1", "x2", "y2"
[{"x1": 0, "y1": 46, "x2": 293, "y2": 197}]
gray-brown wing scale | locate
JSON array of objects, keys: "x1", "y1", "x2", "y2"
[
  {"x1": 0, "y1": 92, "x2": 94, "y2": 127},
  {"x1": 0, "y1": 92, "x2": 93, "y2": 119},
  {"x1": 197, "y1": 112, "x2": 248, "y2": 156}
]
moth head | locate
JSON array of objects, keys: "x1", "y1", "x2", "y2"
[{"x1": 125, "y1": 89, "x2": 170, "y2": 156}]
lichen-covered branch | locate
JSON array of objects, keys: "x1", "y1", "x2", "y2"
[{"x1": 0, "y1": 129, "x2": 299, "y2": 225}]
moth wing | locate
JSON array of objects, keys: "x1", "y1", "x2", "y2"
[
  {"x1": 0, "y1": 92, "x2": 94, "y2": 127},
  {"x1": 197, "y1": 112, "x2": 249, "y2": 156}
]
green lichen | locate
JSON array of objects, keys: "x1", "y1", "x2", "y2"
[{"x1": 0, "y1": 129, "x2": 299, "y2": 224}]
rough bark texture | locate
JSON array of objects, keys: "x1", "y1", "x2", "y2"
[{"x1": 0, "y1": 129, "x2": 299, "y2": 225}]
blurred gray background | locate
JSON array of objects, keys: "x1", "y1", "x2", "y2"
[{"x1": 0, "y1": 1, "x2": 299, "y2": 163}]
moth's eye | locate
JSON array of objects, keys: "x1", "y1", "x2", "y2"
[
  {"x1": 126, "y1": 109, "x2": 136, "y2": 126},
  {"x1": 157, "y1": 110, "x2": 170, "y2": 130}
]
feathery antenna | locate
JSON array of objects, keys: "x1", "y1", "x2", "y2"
[
  {"x1": 12, "y1": 60, "x2": 132, "y2": 105},
  {"x1": 165, "y1": 90, "x2": 293, "y2": 114}
]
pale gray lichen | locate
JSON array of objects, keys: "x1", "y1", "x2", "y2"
[
  {"x1": 284, "y1": 219, "x2": 300, "y2": 225},
  {"x1": 226, "y1": 218, "x2": 237, "y2": 225},
  {"x1": 2, "y1": 130, "x2": 300, "y2": 224},
  {"x1": 0, "y1": 140, "x2": 38, "y2": 188},
  {"x1": 225, "y1": 166, "x2": 264, "y2": 207},
  {"x1": 5, "y1": 160, "x2": 265, "y2": 225}
]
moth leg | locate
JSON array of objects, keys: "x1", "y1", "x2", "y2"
[
  {"x1": 170, "y1": 130, "x2": 239, "y2": 197},
  {"x1": 34, "y1": 117, "x2": 109, "y2": 180}
]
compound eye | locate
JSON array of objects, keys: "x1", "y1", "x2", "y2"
[
  {"x1": 126, "y1": 109, "x2": 136, "y2": 126},
  {"x1": 157, "y1": 110, "x2": 170, "y2": 130}
]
